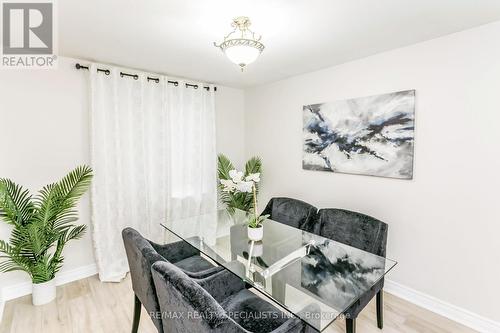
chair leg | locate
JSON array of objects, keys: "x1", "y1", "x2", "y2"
[
  {"x1": 346, "y1": 318, "x2": 356, "y2": 333},
  {"x1": 132, "y1": 294, "x2": 141, "y2": 333},
  {"x1": 376, "y1": 290, "x2": 384, "y2": 329}
]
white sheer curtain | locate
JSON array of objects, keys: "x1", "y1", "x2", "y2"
[{"x1": 89, "y1": 63, "x2": 216, "y2": 282}]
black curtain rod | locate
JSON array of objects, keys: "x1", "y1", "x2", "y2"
[{"x1": 75, "y1": 63, "x2": 217, "y2": 91}]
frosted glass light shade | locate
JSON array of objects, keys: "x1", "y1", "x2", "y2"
[{"x1": 224, "y1": 45, "x2": 261, "y2": 67}]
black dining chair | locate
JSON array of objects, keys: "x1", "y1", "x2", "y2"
[
  {"x1": 315, "y1": 209, "x2": 388, "y2": 333},
  {"x1": 122, "y1": 227, "x2": 223, "y2": 333},
  {"x1": 151, "y1": 260, "x2": 319, "y2": 333},
  {"x1": 261, "y1": 197, "x2": 318, "y2": 232}
]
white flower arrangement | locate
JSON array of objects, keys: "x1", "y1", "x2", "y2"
[
  {"x1": 220, "y1": 170, "x2": 268, "y2": 228},
  {"x1": 222, "y1": 170, "x2": 260, "y2": 194}
]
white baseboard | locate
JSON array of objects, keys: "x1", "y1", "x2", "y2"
[
  {"x1": 385, "y1": 279, "x2": 500, "y2": 333},
  {"x1": 0, "y1": 263, "x2": 98, "y2": 302},
  {"x1": 55, "y1": 263, "x2": 99, "y2": 287}
]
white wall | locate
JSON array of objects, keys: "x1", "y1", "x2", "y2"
[
  {"x1": 215, "y1": 86, "x2": 246, "y2": 168},
  {"x1": 0, "y1": 57, "x2": 245, "y2": 298},
  {"x1": 0, "y1": 57, "x2": 95, "y2": 293},
  {"x1": 244, "y1": 21, "x2": 500, "y2": 324}
]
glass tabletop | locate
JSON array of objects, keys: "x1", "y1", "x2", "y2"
[{"x1": 160, "y1": 209, "x2": 397, "y2": 332}]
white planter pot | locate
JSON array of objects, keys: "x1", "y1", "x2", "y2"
[
  {"x1": 247, "y1": 225, "x2": 264, "y2": 241},
  {"x1": 32, "y1": 279, "x2": 56, "y2": 306}
]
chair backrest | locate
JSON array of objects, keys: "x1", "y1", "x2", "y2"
[
  {"x1": 122, "y1": 227, "x2": 165, "y2": 332},
  {"x1": 151, "y1": 261, "x2": 239, "y2": 333},
  {"x1": 316, "y1": 209, "x2": 388, "y2": 257},
  {"x1": 261, "y1": 197, "x2": 318, "y2": 231}
]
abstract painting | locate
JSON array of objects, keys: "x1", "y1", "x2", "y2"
[{"x1": 303, "y1": 90, "x2": 415, "y2": 179}]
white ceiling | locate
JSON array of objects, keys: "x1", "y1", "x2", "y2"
[{"x1": 60, "y1": 0, "x2": 500, "y2": 88}]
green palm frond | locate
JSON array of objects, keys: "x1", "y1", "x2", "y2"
[
  {"x1": 53, "y1": 165, "x2": 93, "y2": 205},
  {"x1": 0, "y1": 179, "x2": 35, "y2": 227},
  {"x1": 217, "y1": 154, "x2": 234, "y2": 180},
  {"x1": 0, "y1": 240, "x2": 33, "y2": 275},
  {"x1": 244, "y1": 156, "x2": 262, "y2": 176},
  {"x1": 65, "y1": 225, "x2": 87, "y2": 242},
  {"x1": 35, "y1": 165, "x2": 92, "y2": 229},
  {"x1": 0, "y1": 165, "x2": 93, "y2": 283}
]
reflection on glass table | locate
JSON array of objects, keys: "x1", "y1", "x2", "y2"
[{"x1": 161, "y1": 209, "x2": 397, "y2": 332}]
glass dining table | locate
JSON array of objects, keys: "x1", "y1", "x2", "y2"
[{"x1": 160, "y1": 209, "x2": 397, "y2": 332}]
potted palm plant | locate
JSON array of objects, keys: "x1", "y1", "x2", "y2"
[
  {"x1": 220, "y1": 169, "x2": 268, "y2": 241},
  {"x1": 0, "y1": 165, "x2": 93, "y2": 306}
]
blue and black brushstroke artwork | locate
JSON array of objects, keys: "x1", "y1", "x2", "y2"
[{"x1": 303, "y1": 90, "x2": 415, "y2": 179}]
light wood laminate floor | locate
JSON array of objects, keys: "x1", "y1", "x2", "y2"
[{"x1": 0, "y1": 275, "x2": 476, "y2": 333}]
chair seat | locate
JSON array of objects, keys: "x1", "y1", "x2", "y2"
[
  {"x1": 174, "y1": 255, "x2": 215, "y2": 273},
  {"x1": 221, "y1": 289, "x2": 288, "y2": 333}
]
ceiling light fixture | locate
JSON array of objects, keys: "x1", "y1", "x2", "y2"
[{"x1": 214, "y1": 16, "x2": 264, "y2": 71}]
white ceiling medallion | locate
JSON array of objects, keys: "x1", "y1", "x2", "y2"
[{"x1": 214, "y1": 16, "x2": 264, "y2": 71}]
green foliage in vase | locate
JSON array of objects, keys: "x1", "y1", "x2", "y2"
[
  {"x1": 0, "y1": 165, "x2": 93, "y2": 284},
  {"x1": 248, "y1": 214, "x2": 269, "y2": 229},
  {"x1": 217, "y1": 154, "x2": 262, "y2": 213}
]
